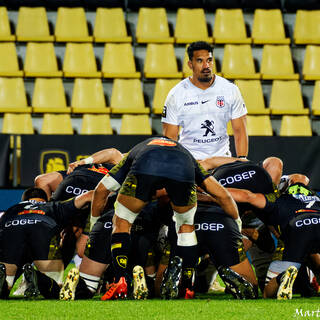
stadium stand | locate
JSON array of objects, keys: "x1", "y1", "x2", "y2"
[
  {"x1": 302, "y1": 45, "x2": 320, "y2": 81},
  {"x1": 81, "y1": 114, "x2": 113, "y2": 134},
  {"x1": 119, "y1": 114, "x2": 152, "y2": 134},
  {"x1": 246, "y1": 115, "x2": 273, "y2": 136},
  {"x1": 0, "y1": 43, "x2": 23, "y2": 77},
  {"x1": 0, "y1": 7, "x2": 15, "y2": 41},
  {"x1": 41, "y1": 113, "x2": 73, "y2": 134},
  {"x1": 279, "y1": 115, "x2": 312, "y2": 136}
]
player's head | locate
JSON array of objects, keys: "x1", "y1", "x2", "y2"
[
  {"x1": 187, "y1": 41, "x2": 214, "y2": 83},
  {"x1": 22, "y1": 187, "x2": 48, "y2": 202}
]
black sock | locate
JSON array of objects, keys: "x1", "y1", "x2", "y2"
[
  {"x1": 75, "y1": 277, "x2": 95, "y2": 299},
  {"x1": 111, "y1": 233, "x2": 131, "y2": 282},
  {"x1": 35, "y1": 271, "x2": 60, "y2": 299},
  {"x1": 0, "y1": 281, "x2": 9, "y2": 299},
  {"x1": 276, "y1": 272, "x2": 286, "y2": 285}
]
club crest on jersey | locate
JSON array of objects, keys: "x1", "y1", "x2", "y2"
[
  {"x1": 216, "y1": 96, "x2": 225, "y2": 108},
  {"x1": 201, "y1": 120, "x2": 215, "y2": 137}
]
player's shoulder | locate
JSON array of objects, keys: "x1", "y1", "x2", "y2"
[
  {"x1": 214, "y1": 75, "x2": 238, "y2": 89},
  {"x1": 167, "y1": 78, "x2": 191, "y2": 96}
]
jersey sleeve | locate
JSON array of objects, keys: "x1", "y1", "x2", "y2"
[
  {"x1": 194, "y1": 159, "x2": 211, "y2": 185},
  {"x1": 107, "y1": 152, "x2": 132, "y2": 186},
  {"x1": 230, "y1": 85, "x2": 247, "y2": 120},
  {"x1": 161, "y1": 88, "x2": 179, "y2": 125}
]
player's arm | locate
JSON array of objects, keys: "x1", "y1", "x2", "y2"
[
  {"x1": 162, "y1": 123, "x2": 179, "y2": 141},
  {"x1": 227, "y1": 188, "x2": 266, "y2": 209},
  {"x1": 67, "y1": 148, "x2": 123, "y2": 174},
  {"x1": 34, "y1": 171, "x2": 64, "y2": 200},
  {"x1": 199, "y1": 156, "x2": 248, "y2": 171},
  {"x1": 231, "y1": 115, "x2": 248, "y2": 158},
  {"x1": 74, "y1": 190, "x2": 94, "y2": 208}
]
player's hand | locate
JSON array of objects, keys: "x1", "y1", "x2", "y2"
[{"x1": 67, "y1": 160, "x2": 82, "y2": 174}]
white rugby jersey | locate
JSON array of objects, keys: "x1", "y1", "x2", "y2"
[{"x1": 161, "y1": 75, "x2": 247, "y2": 160}]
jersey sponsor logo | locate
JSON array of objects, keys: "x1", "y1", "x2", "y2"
[
  {"x1": 18, "y1": 209, "x2": 45, "y2": 216},
  {"x1": 201, "y1": 120, "x2": 215, "y2": 137},
  {"x1": 216, "y1": 96, "x2": 225, "y2": 108},
  {"x1": 162, "y1": 105, "x2": 167, "y2": 118},
  {"x1": 193, "y1": 136, "x2": 223, "y2": 143},
  {"x1": 218, "y1": 171, "x2": 256, "y2": 186},
  {"x1": 147, "y1": 138, "x2": 177, "y2": 147},
  {"x1": 195, "y1": 223, "x2": 224, "y2": 231},
  {"x1": 5, "y1": 219, "x2": 42, "y2": 227},
  {"x1": 184, "y1": 101, "x2": 198, "y2": 106},
  {"x1": 201, "y1": 100, "x2": 209, "y2": 104},
  {"x1": 295, "y1": 217, "x2": 320, "y2": 228},
  {"x1": 88, "y1": 166, "x2": 109, "y2": 175},
  {"x1": 104, "y1": 222, "x2": 112, "y2": 229},
  {"x1": 65, "y1": 186, "x2": 88, "y2": 196},
  {"x1": 291, "y1": 194, "x2": 320, "y2": 205},
  {"x1": 40, "y1": 150, "x2": 69, "y2": 174}
]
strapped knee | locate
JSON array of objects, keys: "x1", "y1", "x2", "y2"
[
  {"x1": 173, "y1": 206, "x2": 197, "y2": 233},
  {"x1": 115, "y1": 201, "x2": 138, "y2": 224}
]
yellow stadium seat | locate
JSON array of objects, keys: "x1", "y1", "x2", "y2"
[
  {"x1": 102, "y1": 43, "x2": 140, "y2": 78},
  {"x1": 252, "y1": 9, "x2": 290, "y2": 44},
  {"x1": 235, "y1": 80, "x2": 269, "y2": 114},
  {"x1": 71, "y1": 78, "x2": 110, "y2": 114},
  {"x1": 260, "y1": 45, "x2": 299, "y2": 80},
  {"x1": 152, "y1": 79, "x2": 180, "y2": 114},
  {"x1": 41, "y1": 114, "x2": 73, "y2": 134},
  {"x1": 302, "y1": 45, "x2": 320, "y2": 81},
  {"x1": 55, "y1": 7, "x2": 92, "y2": 42},
  {"x1": 110, "y1": 79, "x2": 149, "y2": 114},
  {"x1": 32, "y1": 78, "x2": 69, "y2": 113},
  {"x1": 269, "y1": 80, "x2": 309, "y2": 115},
  {"x1": 0, "y1": 43, "x2": 23, "y2": 77},
  {"x1": 222, "y1": 45, "x2": 260, "y2": 79},
  {"x1": 144, "y1": 44, "x2": 182, "y2": 78},
  {"x1": 16, "y1": 7, "x2": 54, "y2": 42},
  {"x1": 0, "y1": 7, "x2": 15, "y2": 41},
  {"x1": 63, "y1": 43, "x2": 101, "y2": 78},
  {"x1": 120, "y1": 114, "x2": 152, "y2": 135},
  {"x1": 174, "y1": 8, "x2": 212, "y2": 44},
  {"x1": 227, "y1": 121, "x2": 233, "y2": 136},
  {"x1": 0, "y1": 78, "x2": 31, "y2": 113},
  {"x1": 312, "y1": 81, "x2": 320, "y2": 115},
  {"x1": 2, "y1": 113, "x2": 34, "y2": 134},
  {"x1": 294, "y1": 10, "x2": 320, "y2": 44},
  {"x1": 246, "y1": 115, "x2": 273, "y2": 136},
  {"x1": 213, "y1": 9, "x2": 251, "y2": 44},
  {"x1": 136, "y1": 8, "x2": 173, "y2": 43},
  {"x1": 24, "y1": 42, "x2": 62, "y2": 77},
  {"x1": 280, "y1": 115, "x2": 312, "y2": 136},
  {"x1": 81, "y1": 114, "x2": 113, "y2": 134},
  {"x1": 94, "y1": 8, "x2": 132, "y2": 43}
]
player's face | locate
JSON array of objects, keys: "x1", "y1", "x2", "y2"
[{"x1": 188, "y1": 50, "x2": 214, "y2": 83}]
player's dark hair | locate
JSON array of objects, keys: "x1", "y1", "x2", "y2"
[
  {"x1": 187, "y1": 41, "x2": 213, "y2": 60},
  {"x1": 22, "y1": 187, "x2": 48, "y2": 202}
]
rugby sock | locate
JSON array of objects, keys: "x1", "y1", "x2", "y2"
[
  {"x1": 111, "y1": 232, "x2": 131, "y2": 282},
  {"x1": 75, "y1": 277, "x2": 95, "y2": 299},
  {"x1": 0, "y1": 281, "x2": 9, "y2": 299},
  {"x1": 35, "y1": 271, "x2": 60, "y2": 299}
]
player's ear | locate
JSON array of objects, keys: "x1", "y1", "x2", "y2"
[{"x1": 188, "y1": 60, "x2": 193, "y2": 70}]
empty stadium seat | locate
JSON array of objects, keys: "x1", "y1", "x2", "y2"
[
  {"x1": 280, "y1": 115, "x2": 312, "y2": 136},
  {"x1": 24, "y1": 42, "x2": 62, "y2": 77},
  {"x1": 235, "y1": 80, "x2": 269, "y2": 114},
  {"x1": 2, "y1": 113, "x2": 34, "y2": 135},
  {"x1": 302, "y1": 45, "x2": 320, "y2": 80},
  {"x1": 63, "y1": 43, "x2": 101, "y2": 78},
  {"x1": 294, "y1": 10, "x2": 320, "y2": 44},
  {"x1": 120, "y1": 114, "x2": 152, "y2": 134},
  {"x1": 0, "y1": 78, "x2": 31, "y2": 113},
  {"x1": 94, "y1": 8, "x2": 132, "y2": 43},
  {"x1": 222, "y1": 45, "x2": 260, "y2": 79},
  {"x1": 81, "y1": 114, "x2": 113, "y2": 134},
  {"x1": 174, "y1": 8, "x2": 212, "y2": 44},
  {"x1": 16, "y1": 7, "x2": 54, "y2": 42},
  {"x1": 152, "y1": 79, "x2": 180, "y2": 114},
  {"x1": 312, "y1": 81, "x2": 320, "y2": 115},
  {"x1": 252, "y1": 9, "x2": 290, "y2": 44},
  {"x1": 55, "y1": 7, "x2": 93, "y2": 42},
  {"x1": 102, "y1": 43, "x2": 140, "y2": 78},
  {"x1": 0, "y1": 7, "x2": 15, "y2": 41},
  {"x1": 71, "y1": 78, "x2": 110, "y2": 114},
  {"x1": 213, "y1": 9, "x2": 251, "y2": 44},
  {"x1": 136, "y1": 8, "x2": 173, "y2": 43},
  {"x1": 41, "y1": 114, "x2": 73, "y2": 134},
  {"x1": 246, "y1": 115, "x2": 273, "y2": 135},
  {"x1": 32, "y1": 78, "x2": 69, "y2": 113},
  {"x1": 0, "y1": 43, "x2": 23, "y2": 77},
  {"x1": 260, "y1": 45, "x2": 299, "y2": 80},
  {"x1": 269, "y1": 80, "x2": 309, "y2": 115},
  {"x1": 110, "y1": 79, "x2": 150, "y2": 114},
  {"x1": 144, "y1": 44, "x2": 182, "y2": 78}
]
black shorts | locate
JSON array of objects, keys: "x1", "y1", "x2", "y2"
[
  {"x1": 282, "y1": 213, "x2": 320, "y2": 263},
  {"x1": 119, "y1": 173, "x2": 197, "y2": 206},
  {"x1": 0, "y1": 214, "x2": 60, "y2": 265},
  {"x1": 84, "y1": 213, "x2": 113, "y2": 264},
  {"x1": 195, "y1": 204, "x2": 246, "y2": 267}
]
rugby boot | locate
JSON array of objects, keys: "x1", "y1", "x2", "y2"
[
  {"x1": 218, "y1": 266, "x2": 257, "y2": 300},
  {"x1": 132, "y1": 265, "x2": 148, "y2": 300},
  {"x1": 277, "y1": 266, "x2": 298, "y2": 300},
  {"x1": 0, "y1": 263, "x2": 6, "y2": 297},
  {"x1": 184, "y1": 288, "x2": 195, "y2": 299},
  {"x1": 59, "y1": 268, "x2": 80, "y2": 301},
  {"x1": 23, "y1": 263, "x2": 40, "y2": 299},
  {"x1": 101, "y1": 276, "x2": 127, "y2": 300},
  {"x1": 160, "y1": 256, "x2": 182, "y2": 300}
]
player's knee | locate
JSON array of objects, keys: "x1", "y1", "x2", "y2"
[
  {"x1": 173, "y1": 206, "x2": 197, "y2": 233},
  {"x1": 114, "y1": 201, "x2": 138, "y2": 225}
]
